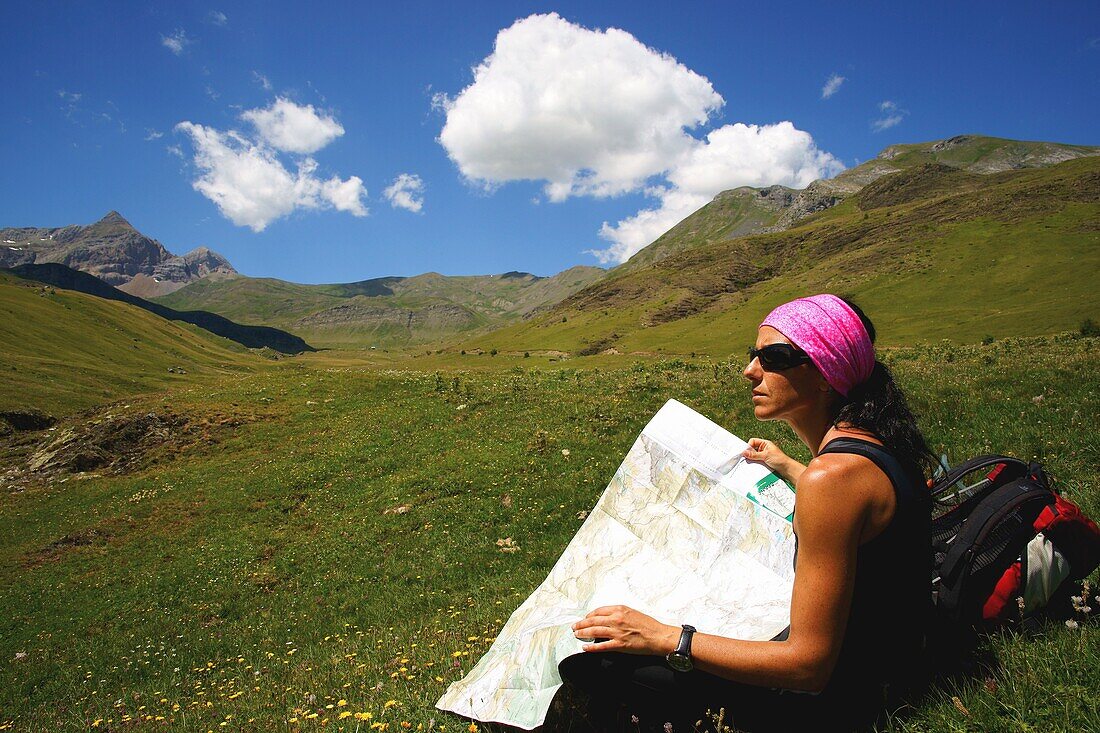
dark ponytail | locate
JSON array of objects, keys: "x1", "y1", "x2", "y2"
[{"x1": 832, "y1": 299, "x2": 937, "y2": 480}]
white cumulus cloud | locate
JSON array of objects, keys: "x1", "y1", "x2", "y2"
[
  {"x1": 384, "y1": 173, "x2": 425, "y2": 213},
  {"x1": 241, "y1": 97, "x2": 344, "y2": 154},
  {"x1": 437, "y1": 12, "x2": 722, "y2": 202},
  {"x1": 435, "y1": 13, "x2": 844, "y2": 265},
  {"x1": 175, "y1": 110, "x2": 366, "y2": 231},
  {"x1": 207, "y1": 10, "x2": 228, "y2": 26},
  {"x1": 872, "y1": 100, "x2": 906, "y2": 132},
  {"x1": 161, "y1": 29, "x2": 193, "y2": 56},
  {"x1": 821, "y1": 73, "x2": 845, "y2": 99},
  {"x1": 591, "y1": 122, "x2": 844, "y2": 264}
]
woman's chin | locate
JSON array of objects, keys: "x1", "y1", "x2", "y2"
[{"x1": 752, "y1": 403, "x2": 774, "y2": 420}]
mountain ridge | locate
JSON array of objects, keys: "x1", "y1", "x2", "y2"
[
  {"x1": 154, "y1": 265, "x2": 606, "y2": 348},
  {"x1": 0, "y1": 211, "x2": 237, "y2": 297}
]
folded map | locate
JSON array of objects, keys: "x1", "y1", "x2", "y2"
[{"x1": 436, "y1": 399, "x2": 797, "y2": 729}]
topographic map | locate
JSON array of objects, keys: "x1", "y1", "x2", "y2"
[{"x1": 436, "y1": 399, "x2": 797, "y2": 729}]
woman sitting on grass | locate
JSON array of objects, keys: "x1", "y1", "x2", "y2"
[{"x1": 561, "y1": 294, "x2": 936, "y2": 732}]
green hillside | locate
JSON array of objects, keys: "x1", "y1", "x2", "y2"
[
  {"x1": 0, "y1": 272, "x2": 259, "y2": 416},
  {"x1": 616, "y1": 186, "x2": 792, "y2": 273},
  {"x1": 616, "y1": 135, "x2": 1098, "y2": 274},
  {"x1": 464, "y1": 155, "x2": 1100, "y2": 356},
  {"x1": 875, "y1": 134, "x2": 1099, "y2": 172},
  {"x1": 154, "y1": 267, "x2": 605, "y2": 349}
]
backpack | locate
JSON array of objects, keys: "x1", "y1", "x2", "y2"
[{"x1": 929, "y1": 455, "x2": 1100, "y2": 625}]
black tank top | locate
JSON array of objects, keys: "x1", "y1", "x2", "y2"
[{"x1": 790, "y1": 437, "x2": 932, "y2": 703}]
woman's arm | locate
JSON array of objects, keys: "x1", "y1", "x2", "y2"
[
  {"x1": 742, "y1": 438, "x2": 807, "y2": 485},
  {"x1": 572, "y1": 458, "x2": 874, "y2": 692}
]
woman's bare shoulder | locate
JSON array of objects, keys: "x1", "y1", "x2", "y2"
[
  {"x1": 800, "y1": 450, "x2": 885, "y2": 492},
  {"x1": 797, "y1": 446, "x2": 897, "y2": 544}
]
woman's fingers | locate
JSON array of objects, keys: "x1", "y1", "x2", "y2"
[
  {"x1": 574, "y1": 625, "x2": 616, "y2": 640},
  {"x1": 744, "y1": 438, "x2": 769, "y2": 454},
  {"x1": 573, "y1": 615, "x2": 615, "y2": 632},
  {"x1": 582, "y1": 638, "x2": 624, "y2": 652}
]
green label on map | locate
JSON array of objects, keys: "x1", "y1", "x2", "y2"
[{"x1": 748, "y1": 473, "x2": 796, "y2": 522}]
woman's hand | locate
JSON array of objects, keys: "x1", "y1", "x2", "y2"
[
  {"x1": 572, "y1": 605, "x2": 680, "y2": 655},
  {"x1": 742, "y1": 438, "x2": 806, "y2": 484}
]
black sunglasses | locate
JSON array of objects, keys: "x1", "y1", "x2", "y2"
[{"x1": 747, "y1": 343, "x2": 813, "y2": 371}]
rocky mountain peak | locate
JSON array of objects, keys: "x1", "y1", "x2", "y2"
[
  {"x1": 97, "y1": 211, "x2": 133, "y2": 228},
  {"x1": 175, "y1": 247, "x2": 236, "y2": 276},
  {"x1": 1, "y1": 211, "x2": 237, "y2": 298}
]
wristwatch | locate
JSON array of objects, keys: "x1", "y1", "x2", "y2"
[{"x1": 666, "y1": 624, "x2": 696, "y2": 672}]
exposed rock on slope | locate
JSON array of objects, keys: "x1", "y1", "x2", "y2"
[{"x1": 0, "y1": 211, "x2": 236, "y2": 296}]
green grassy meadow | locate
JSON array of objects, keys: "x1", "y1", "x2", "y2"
[{"x1": 1, "y1": 335, "x2": 1097, "y2": 732}]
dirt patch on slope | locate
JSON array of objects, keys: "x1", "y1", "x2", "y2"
[{"x1": 1, "y1": 403, "x2": 267, "y2": 492}]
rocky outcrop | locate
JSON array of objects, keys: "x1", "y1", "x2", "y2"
[
  {"x1": 0, "y1": 211, "x2": 236, "y2": 294},
  {"x1": 767, "y1": 178, "x2": 863, "y2": 232}
]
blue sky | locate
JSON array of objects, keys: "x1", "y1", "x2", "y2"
[{"x1": 2, "y1": 1, "x2": 1097, "y2": 283}]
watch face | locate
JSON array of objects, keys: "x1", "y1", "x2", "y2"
[{"x1": 666, "y1": 652, "x2": 693, "y2": 672}]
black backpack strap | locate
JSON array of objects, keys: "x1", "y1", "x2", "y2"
[
  {"x1": 819, "y1": 438, "x2": 913, "y2": 502},
  {"x1": 931, "y1": 455, "x2": 1029, "y2": 500}
]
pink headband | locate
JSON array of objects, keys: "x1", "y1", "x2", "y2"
[{"x1": 760, "y1": 294, "x2": 875, "y2": 397}]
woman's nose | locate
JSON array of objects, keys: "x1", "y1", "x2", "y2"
[{"x1": 743, "y1": 357, "x2": 761, "y2": 382}]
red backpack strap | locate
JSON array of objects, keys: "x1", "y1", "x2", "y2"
[{"x1": 983, "y1": 561, "x2": 1022, "y2": 620}]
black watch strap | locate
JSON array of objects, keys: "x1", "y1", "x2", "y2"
[
  {"x1": 675, "y1": 624, "x2": 697, "y2": 656},
  {"x1": 666, "y1": 624, "x2": 696, "y2": 671}
]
